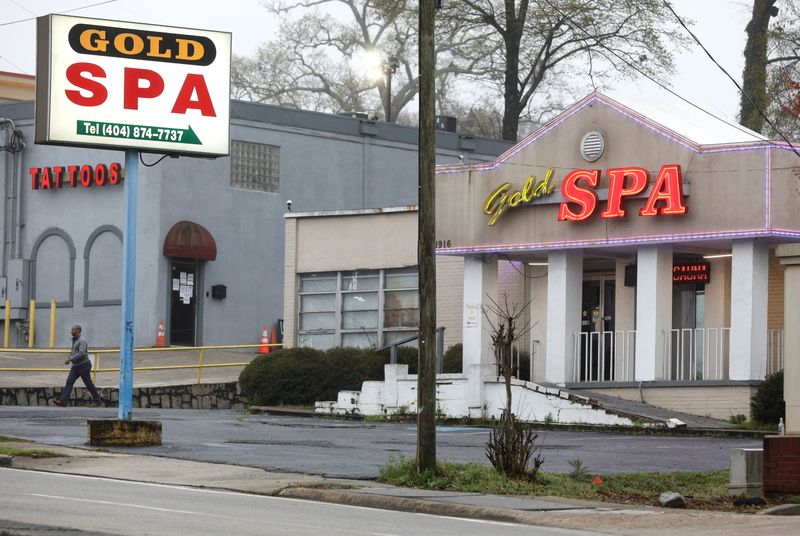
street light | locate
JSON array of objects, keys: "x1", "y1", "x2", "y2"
[{"x1": 382, "y1": 56, "x2": 400, "y2": 122}]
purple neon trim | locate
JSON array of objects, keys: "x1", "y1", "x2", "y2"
[
  {"x1": 434, "y1": 228, "x2": 800, "y2": 255},
  {"x1": 435, "y1": 93, "x2": 786, "y2": 176}
]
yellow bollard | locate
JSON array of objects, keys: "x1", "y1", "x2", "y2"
[
  {"x1": 91, "y1": 352, "x2": 101, "y2": 384},
  {"x1": 4, "y1": 300, "x2": 10, "y2": 348},
  {"x1": 197, "y1": 348, "x2": 205, "y2": 384},
  {"x1": 49, "y1": 299, "x2": 56, "y2": 348},
  {"x1": 28, "y1": 299, "x2": 35, "y2": 348}
]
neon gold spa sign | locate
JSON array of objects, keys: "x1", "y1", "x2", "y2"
[
  {"x1": 483, "y1": 169, "x2": 556, "y2": 225},
  {"x1": 483, "y1": 164, "x2": 687, "y2": 225}
]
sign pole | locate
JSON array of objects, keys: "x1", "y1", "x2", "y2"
[{"x1": 118, "y1": 149, "x2": 138, "y2": 421}]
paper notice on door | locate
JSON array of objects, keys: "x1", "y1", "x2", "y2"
[
  {"x1": 180, "y1": 272, "x2": 187, "y2": 284},
  {"x1": 187, "y1": 273, "x2": 194, "y2": 286},
  {"x1": 172, "y1": 278, "x2": 180, "y2": 291},
  {"x1": 179, "y1": 284, "x2": 193, "y2": 301}
]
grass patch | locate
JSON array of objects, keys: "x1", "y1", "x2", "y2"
[
  {"x1": 378, "y1": 456, "x2": 781, "y2": 511},
  {"x1": 0, "y1": 436, "x2": 30, "y2": 443},
  {"x1": 0, "y1": 445, "x2": 66, "y2": 458}
]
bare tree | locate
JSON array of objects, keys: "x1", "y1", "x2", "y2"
[
  {"x1": 233, "y1": 1, "x2": 489, "y2": 122},
  {"x1": 440, "y1": 0, "x2": 687, "y2": 141},
  {"x1": 482, "y1": 294, "x2": 543, "y2": 480},
  {"x1": 741, "y1": 0, "x2": 780, "y2": 133},
  {"x1": 761, "y1": 1, "x2": 800, "y2": 139}
]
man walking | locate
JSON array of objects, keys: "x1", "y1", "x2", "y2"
[{"x1": 54, "y1": 324, "x2": 102, "y2": 407}]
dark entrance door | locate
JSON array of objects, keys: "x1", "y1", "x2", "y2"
[
  {"x1": 170, "y1": 260, "x2": 197, "y2": 346},
  {"x1": 579, "y1": 277, "x2": 616, "y2": 381}
]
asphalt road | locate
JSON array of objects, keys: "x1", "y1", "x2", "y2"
[
  {"x1": 0, "y1": 468, "x2": 603, "y2": 536},
  {"x1": 0, "y1": 406, "x2": 760, "y2": 478}
]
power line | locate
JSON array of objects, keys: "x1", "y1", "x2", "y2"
[
  {"x1": 0, "y1": 0, "x2": 118, "y2": 27},
  {"x1": 537, "y1": 0, "x2": 794, "y2": 154},
  {"x1": 660, "y1": 0, "x2": 800, "y2": 159}
]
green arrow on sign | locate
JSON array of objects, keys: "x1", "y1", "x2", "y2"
[{"x1": 76, "y1": 120, "x2": 203, "y2": 145}]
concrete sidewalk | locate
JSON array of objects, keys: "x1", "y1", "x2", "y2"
[{"x1": 2, "y1": 439, "x2": 797, "y2": 536}]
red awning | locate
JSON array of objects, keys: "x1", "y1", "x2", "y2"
[{"x1": 163, "y1": 221, "x2": 217, "y2": 260}]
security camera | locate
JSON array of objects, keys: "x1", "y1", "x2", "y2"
[
  {"x1": 458, "y1": 154, "x2": 464, "y2": 162},
  {"x1": 286, "y1": 199, "x2": 293, "y2": 212}
]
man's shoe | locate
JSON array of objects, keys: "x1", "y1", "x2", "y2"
[
  {"x1": 88, "y1": 400, "x2": 103, "y2": 408},
  {"x1": 53, "y1": 399, "x2": 66, "y2": 407}
]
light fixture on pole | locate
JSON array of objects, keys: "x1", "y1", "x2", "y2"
[{"x1": 383, "y1": 55, "x2": 399, "y2": 122}]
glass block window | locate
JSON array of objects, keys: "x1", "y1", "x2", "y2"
[
  {"x1": 298, "y1": 268, "x2": 419, "y2": 350},
  {"x1": 230, "y1": 140, "x2": 280, "y2": 193}
]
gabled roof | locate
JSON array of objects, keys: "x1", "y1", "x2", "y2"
[
  {"x1": 437, "y1": 91, "x2": 773, "y2": 175},
  {"x1": 598, "y1": 92, "x2": 767, "y2": 146}
]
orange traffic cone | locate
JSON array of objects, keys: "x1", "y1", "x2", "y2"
[
  {"x1": 592, "y1": 475, "x2": 604, "y2": 486},
  {"x1": 259, "y1": 325, "x2": 270, "y2": 354},
  {"x1": 269, "y1": 325, "x2": 278, "y2": 351},
  {"x1": 154, "y1": 320, "x2": 167, "y2": 347}
]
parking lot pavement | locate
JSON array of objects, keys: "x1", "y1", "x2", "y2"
[{"x1": 0, "y1": 406, "x2": 762, "y2": 479}]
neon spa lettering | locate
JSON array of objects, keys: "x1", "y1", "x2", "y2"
[
  {"x1": 483, "y1": 168, "x2": 555, "y2": 225},
  {"x1": 558, "y1": 164, "x2": 687, "y2": 222}
]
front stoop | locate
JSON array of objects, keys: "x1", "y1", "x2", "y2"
[{"x1": 87, "y1": 420, "x2": 162, "y2": 446}]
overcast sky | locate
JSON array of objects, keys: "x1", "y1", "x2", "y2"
[{"x1": 0, "y1": 0, "x2": 756, "y2": 123}]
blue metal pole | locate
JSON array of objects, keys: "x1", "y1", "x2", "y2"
[{"x1": 119, "y1": 149, "x2": 138, "y2": 421}]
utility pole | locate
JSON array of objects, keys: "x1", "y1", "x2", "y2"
[{"x1": 416, "y1": 0, "x2": 436, "y2": 474}]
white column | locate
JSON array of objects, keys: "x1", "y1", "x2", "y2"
[
  {"x1": 614, "y1": 260, "x2": 636, "y2": 380},
  {"x1": 730, "y1": 239, "x2": 768, "y2": 380},
  {"x1": 635, "y1": 245, "x2": 672, "y2": 381},
  {"x1": 545, "y1": 250, "x2": 582, "y2": 385},
  {"x1": 462, "y1": 255, "x2": 497, "y2": 417},
  {"x1": 776, "y1": 244, "x2": 800, "y2": 434}
]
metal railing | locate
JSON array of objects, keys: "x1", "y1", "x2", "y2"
[
  {"x1": 663, "y1": 327, "x2": 730, "y2": 381},
  {"x1": 571, "y1": 330, "x2": 635, "y2": 382},
  {"x1": 380, "y1": 327, "x2": 445, "y2": 373},
  {"x1": 0, "y1": 343, "x2": 282, "y2": 384}
]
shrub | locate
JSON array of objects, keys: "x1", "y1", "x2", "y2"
[
  {"x1": 443, "y1": 343, "x2": 462, "y2": 373},
  {"x1": 239, "y1": 347, "x2": 386, "y2": 406},
  {"x1": 751, "y1": 370, "x2": 785, "y2": 424}
]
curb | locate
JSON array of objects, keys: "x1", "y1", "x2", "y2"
[
  {"x1": 278, "y1": 487, "x2": 538, "y2": 526},
  {"x1": 248, "y1": 406, "x2": 767, "y2": 438}
]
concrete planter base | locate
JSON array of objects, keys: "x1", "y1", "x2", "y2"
[{"x1": 87, "y1": 420, "x2": 162, "y2": 446}]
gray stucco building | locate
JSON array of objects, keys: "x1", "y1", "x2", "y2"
[{"x1": 0, "y1": 99, "x2": 510, "y2": 348}]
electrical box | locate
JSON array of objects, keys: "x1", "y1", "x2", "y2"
[
  {"x1": 7, "y1": 258, "x2": 30, "y2": 319},
  {"x1": 211, "y1": 284, "x2": 226, "y2": 300}
]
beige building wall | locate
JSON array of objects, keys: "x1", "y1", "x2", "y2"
[
  {"x1": 284, "y1": 208, "x2": 466, "y2": 349},
  {"x1": 582, "y1": 385, "x2": 756, "y2": 421},
  {"x1": 768, "y1": 248, "x2": 784, "y2": 330},
  {"x1": 435, "y1": 255, "x2": 464, "y2": 349},
  {"x1": 0, "y1": 71, "x2": 35, "y2": 102}
]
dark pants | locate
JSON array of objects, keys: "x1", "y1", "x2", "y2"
[{"x1": 60, "y1": 360, "x2": 101, "y2": 403}]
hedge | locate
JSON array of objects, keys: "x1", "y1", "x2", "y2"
[{"x1": 239, "y1": 344, "x2": 467, "y2": 406}]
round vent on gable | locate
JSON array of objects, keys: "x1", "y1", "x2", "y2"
[{"x1": 580, "y1": 130, "x2": 605, "y2": 162}]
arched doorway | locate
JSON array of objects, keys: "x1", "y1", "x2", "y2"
[{"x1": 163, "y1": 221, "x2": 217, "y2": 346}]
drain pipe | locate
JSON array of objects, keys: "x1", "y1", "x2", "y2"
[
  {"x1": 0, "y1": 119, "x2": 25, "y2": 263},
  {"x1": 14, "y1": 128, "x2": 26, "y2": 260}
]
